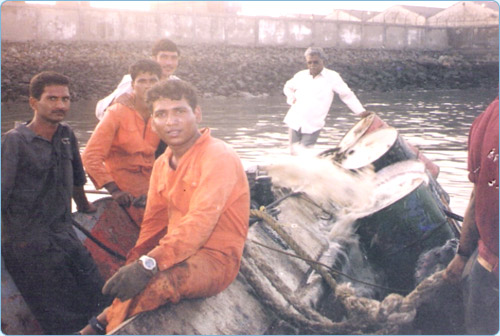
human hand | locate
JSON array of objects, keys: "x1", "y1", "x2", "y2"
[
  {"x1": 443, "y1": 254, "x2": 467, "y2": 284},
  {"x1": 102, "y1": 260, "x2": 154, "y2": 301},
  {"x1": 132, "y1": 194, "x2": 147, "y2": 208},
  {"x1": 359, "y1": 111, "x2": 372, "y2": 118},
  {"x1": 111, "y1": 190, "x2": 135, "y2": 208}
]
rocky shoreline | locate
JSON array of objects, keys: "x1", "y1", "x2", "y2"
[{"x1": 1, "y1": 41, "x2": 498, "y2": 102}]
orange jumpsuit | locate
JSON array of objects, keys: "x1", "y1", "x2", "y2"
[
  {"x1": 82, "y1": 99, "x2": 160, "y2": 224},
  {"x1": 105, "y1": 129, "x2": 250, "y2": 332}
]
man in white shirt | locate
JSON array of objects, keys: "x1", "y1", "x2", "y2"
[
  {"x1": 283, "y1": 47, "x2": 369, "y2": 154},
  {"x1": 95, "y1": 38, "x2": 181, "y2": 120}
]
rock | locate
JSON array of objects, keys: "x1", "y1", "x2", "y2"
[{"x1": 1, "y1": 41, "x2": 498, "y2": 102}]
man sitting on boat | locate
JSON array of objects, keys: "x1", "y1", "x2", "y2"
[
  {"x1": 95, "y1": 38, "x2": 181, "y2": 121},
  {"x1": 1, "y1": 71, "x2": 109, "y2": 334},
  {"x1": 82, "y1": 60, "x2": 162, "y2": 226},
  {"x1": 94, "y1": 38, "x2": 181, "y2": 158},
  {"x1": 79, "y1": 79, "x2": 250, "y2": 334}
]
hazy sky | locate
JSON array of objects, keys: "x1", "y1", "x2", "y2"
[{"x1": 28, "y1": 1, "x2": 462, "y2": 15}]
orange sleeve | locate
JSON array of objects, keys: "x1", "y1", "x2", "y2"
[
  {"x1": 149, "y1": 147, "x2": 243, "y2": 271},
  {"x1": 82, "y1": 105, "x2": 120, "y2": 189}
]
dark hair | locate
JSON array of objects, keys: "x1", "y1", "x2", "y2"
[
  {"x1": 151, "y1": 38, "x2": 180, "y2": 57},
  {"x1": 29, "y1": 71, "x2": 70, "y2": 100},
  {"x1": 129, "y1": 59, "x2": 162, "y2": 82},
  {"x1": 147, "y1": 79, "x2": 198, "y2": 111}
]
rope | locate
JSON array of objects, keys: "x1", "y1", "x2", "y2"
[
  {"x1": 245, "y1": 207, "x2": 452, "y2": 334},
  {"x1": 240, "y1": 248, "x2": 363, "y2": 334},
  {"x1": 249, "y1": 208, "x2": 338, "y2": 293},
  {"x1": 249, "y1": 238, "x2": 407, "y2": 294},
  {"x1": 443, "y1": 208, "x2": 464, "y2": 222}
]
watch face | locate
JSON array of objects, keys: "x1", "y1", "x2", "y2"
[
  {"x1": 144, "y1": 259, "x2": 154, "y2": 269},
  {"x1": 140, "y1": 256, "x2": 156, "y2": 270}
]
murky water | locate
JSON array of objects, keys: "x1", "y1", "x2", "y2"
[{"x1": 1, "y1": 88, "x2": 497, "y2": 216}]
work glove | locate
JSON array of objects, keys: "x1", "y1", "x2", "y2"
[
  {"x1": 102, "y1": 260, "x2": 154, "y2": 301},
  {"x1": 132, "y1": 194, "x2": 147, "y2": 208},
  {"x1": 111, "y1": 190, "x2": 134, "y2": 208}
]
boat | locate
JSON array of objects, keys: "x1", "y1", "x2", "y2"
[{"x1": 1, "y1": 114, "x2": 465, "y2": 335}]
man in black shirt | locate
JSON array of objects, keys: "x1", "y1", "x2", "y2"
[{"x1": 1, "y1": 71, "x2": 108, "y2": 334}]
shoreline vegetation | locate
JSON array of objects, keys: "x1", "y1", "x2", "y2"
[{"x1": 1, "y1": 41, "x2": 498, "y2": 102}]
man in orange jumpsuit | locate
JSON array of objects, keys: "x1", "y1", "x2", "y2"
[
  {"x1": 79, "y1": 79, "x2": 250, "y2": 334},
  {"x1": 82, "y1": 60, "x2": 162, "y2": 225}
]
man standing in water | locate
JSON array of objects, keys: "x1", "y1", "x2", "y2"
[
  {"x1": 78, "y1": 79, "x2": 250, "y2": 335},
  {"x1": 1, "y1": 71, "x2": 108, "y2": 334},
  {"x1": 444, "y1": 96, "x2": 498, "y2": 334},
  {"x1": 283, "y1": 47, "x2": 369, "y2": 154}
]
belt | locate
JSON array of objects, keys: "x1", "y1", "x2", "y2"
[
  {"x1": 478, "y1": 241, "x2": 499, "y2": 273},
  {"x1": 478, "y1": 254, "x2": 499, "y2": 273}
]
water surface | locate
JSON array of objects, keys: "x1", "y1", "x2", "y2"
[{"x1": 2, "y1": 88, "x2": 497, "y2": 216}]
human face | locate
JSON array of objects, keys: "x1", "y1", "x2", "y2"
[
  {"x1": 132, "y1": 72, "x2": 159, "y2": 101},
  {"x1": 154, "y1": 51, "x2": 179, "y2": 79},
  {"x1": 306, "y1": 55, "x2": 324, "y2": 77},
  {"x1": 29, "y1": 85, "x2": 70, "y2": 124},
  {"x1": 151, "y1": 97, "x2": 202, "y2": 156}
]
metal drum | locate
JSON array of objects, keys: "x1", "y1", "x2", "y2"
[
  {"x1": 338, "y1": 113, "x2": 389, "y2": 153},
  {"x1": 340, "y1": 127, "x2": 417, "y2": 172},
  {"x1": 337, "y1": 114, "x2": 440, "y2": 178},
  {"x1": 355, "y1": 163, "x2": 457, "y2": 293}
]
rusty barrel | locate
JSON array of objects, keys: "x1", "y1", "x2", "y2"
[
  {"x1": 355, "y1": 161, "x2": 457, "y2": 294},
  {"x1": 337, "y1": 114, "x2": 440, "y2": 178},
  {"x1": 338, "y1": 113, "x2": 389, "y2": 153},
  {"x1": 340, "y1": 127, "x2": 417, "y2": 172}
]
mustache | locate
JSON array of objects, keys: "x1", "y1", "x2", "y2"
[{"x1": 52, "y1": 109, "x2": 67, "y2": 114}]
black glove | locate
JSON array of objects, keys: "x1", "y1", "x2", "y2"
[
  {"x1": 102, "y1": 260, "x2": 154, "y2": 301},
  {"x1": 111, "y1": 190, "x2": 134, "y2": 208},
  {"x1": 132, "y1": 194, "x2": 147, "y2": 208}
]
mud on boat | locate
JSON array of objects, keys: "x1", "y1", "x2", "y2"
[{"x1": 2, "y1": 114, "x2": 465, "y2": 335}]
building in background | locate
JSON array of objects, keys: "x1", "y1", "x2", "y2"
[
  {"x1": 324, "y1": 9, "x2": 379, "y2": 22},
  {"x1": 428, "y1": 1, "x2": 499, "y2": 26},
  {"x1": 367, "y1": 5, "x2": 443, "y2": 25},
  {"x1": 150, "y1": 1, "x2": 241, "y2": 14}
]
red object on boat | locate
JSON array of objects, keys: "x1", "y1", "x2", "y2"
[{"x1": 73, "y1": 197, "x2": 140, "y2": 280}]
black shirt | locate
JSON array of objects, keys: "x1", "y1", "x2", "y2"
[{"x1": 1, "y1": 122, "x2": 87, "y2": 241}]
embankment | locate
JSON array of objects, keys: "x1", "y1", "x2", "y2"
[{"x1": 1, "y1": 41, "x2": 498, "y2": 102}]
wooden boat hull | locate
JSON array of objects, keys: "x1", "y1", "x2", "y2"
[{"x1": 1, "y1": 258, "x2": 44, "y2": 335}]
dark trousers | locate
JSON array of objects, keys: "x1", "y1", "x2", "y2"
[
  {"x1": 289, "y1": 128, "x2": 321, "y2": 147},
  {"x1": 3, "y1": 228, "x2": 110, "y2": 334},
  {"x1": 463, "y1": 254, "x2": 499, "y2": 335}
]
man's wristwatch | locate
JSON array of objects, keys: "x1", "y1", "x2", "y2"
[{"x1": 139, "y1": 255, "x2": 158, "y2": 274}]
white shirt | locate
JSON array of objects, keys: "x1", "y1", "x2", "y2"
[
  {"x1": 283, "y1": 68, "x2": 365, "y2": 133},
  {"x1": 95, "y1": 74, "x2": 180, "y2": 120}
]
